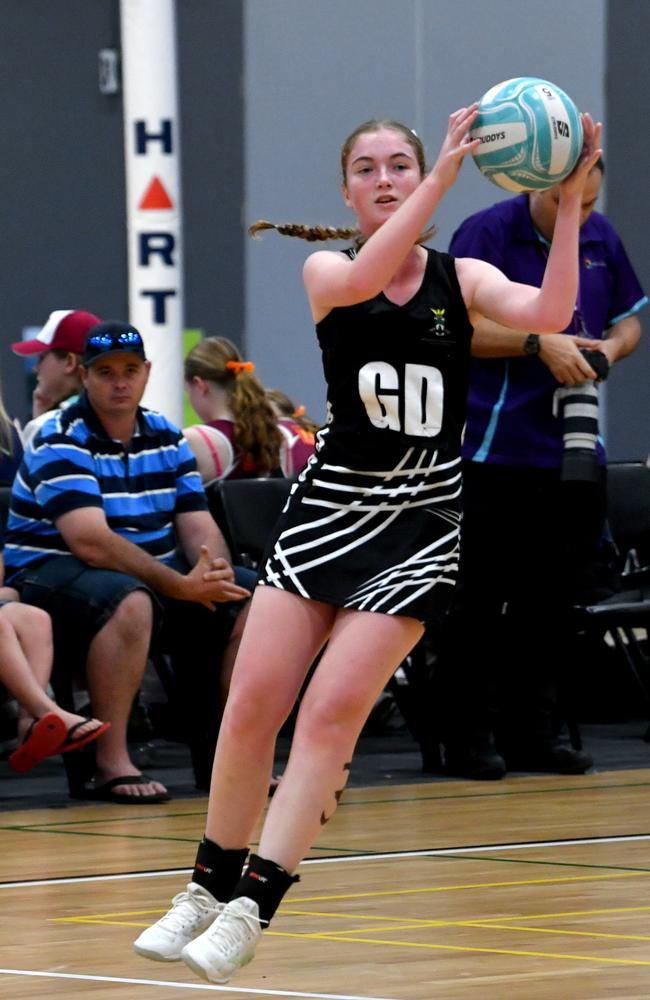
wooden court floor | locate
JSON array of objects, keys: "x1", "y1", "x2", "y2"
[{"x1": 1, "y1": 768, "x2": 649, "y2": 999}]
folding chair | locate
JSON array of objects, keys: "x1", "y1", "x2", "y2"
[
  {"x1": 206, "y1": 477, "x2": 294, "y2": 568},
  {"x1": 573, "y1": 461, "x2": 650, "y2": 740}
]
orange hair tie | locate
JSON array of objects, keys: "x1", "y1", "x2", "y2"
[
  {"x1": 225, "y1": 360, "x2": 255, "y2": 376},
  {"x1": 292, "y1": 405, "x2": 306, "y2": 417}
]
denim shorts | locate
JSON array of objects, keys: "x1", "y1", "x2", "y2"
[
  {"x1": 14, "y1": 555, "x2": 155, "y2": 657},
  {"x1": 14, "y1": 555, "x2": 255, "y2": 660}
]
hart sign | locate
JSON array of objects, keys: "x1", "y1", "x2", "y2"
[{"x1": 120, "y1": 0, "x2": 184, "y2": 424}]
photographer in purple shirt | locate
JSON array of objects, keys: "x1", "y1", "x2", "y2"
[{"x1": 438, "y1": 159, "x2": 647, "y2": 779}]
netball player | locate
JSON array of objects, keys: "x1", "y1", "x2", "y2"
[{"x1": 134, "y1": 105, "x2": 601, "y2": 983}]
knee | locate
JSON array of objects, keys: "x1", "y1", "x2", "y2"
[
  {"x1": 105, "y1": 588, "x2": 153, "y2": 640},
  {"x1": 0, "y1": 602, "x2": 51, "y2": 638},
  {"x1": 221, "y1": 680, "x2": 290, "y2": 743},
  {"x1": 294, "y1": 692, "x2": 364, "y2": 750}
]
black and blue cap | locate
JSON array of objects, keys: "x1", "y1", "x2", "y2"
[{"x1": 82, "y1": 321, "x2": 147, "y2": 366}]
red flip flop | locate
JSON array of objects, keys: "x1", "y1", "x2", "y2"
[
  {"x1": 58, "y1": 718, "x2": 112, "y2": 754},
  {"x1": 8, "y1": 713, "x2": 68, "y2": 773}
]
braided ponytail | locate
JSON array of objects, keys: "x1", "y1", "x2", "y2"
[
  {"x1": 249, "y1": 120, "x2": 437, "y2": 249},
  {"x1": 249, "y1": 220, "x2": 359, "y2": 242}
]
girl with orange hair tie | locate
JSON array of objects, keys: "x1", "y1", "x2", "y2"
[{"x1": 183, "y1": 337, "x2": 314, "y2": 482}]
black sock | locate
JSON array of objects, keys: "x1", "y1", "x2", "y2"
[
  {"x1": 192, "y1": 837, "x2": 249, "y2": 902},
  {"x1": 230, "y1": 852, "x2": 300, "y2": 925}
]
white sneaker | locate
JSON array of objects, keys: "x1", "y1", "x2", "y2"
[
  {"x1": 181, "y1": 896, "x2": 266, "y2": 983},
  {"x1": 133, "y1": 882, "x2": 223, "y2": 961}
]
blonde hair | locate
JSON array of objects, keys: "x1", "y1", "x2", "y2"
[
  {"x1": 0, "y1": 376, "x2": 14, "y2": 457},
  {"x1": 184, "y1": 337, "x2": 282, "y2": 474},
  {"x1": 249, "y1": 119, "x2": 434, "y2": 246}
]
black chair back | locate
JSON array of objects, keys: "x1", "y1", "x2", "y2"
[
  {"x1": 606, "y1": 461, "x2": 650, "y2": 568},
  {"x1": 206, "y1": 477, "x2": 294, "y2": 568},
  {"x1": 0, "y1": 485, "x2": 12, "y2": 537}
]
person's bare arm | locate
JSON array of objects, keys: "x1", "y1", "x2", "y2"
[
  {"x1": 56, "y1": 506, "x2": 249, "y2": 609},
  {"x1": 471, "y1": 316, "x2": 600, "y2": 385},
  {"x1": 593, "y1": 315, "x2": 642, "y2": 366}
]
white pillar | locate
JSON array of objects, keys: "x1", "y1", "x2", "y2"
[{"x1": 120, "y1": 0, "x2": 184, "y2": 425}]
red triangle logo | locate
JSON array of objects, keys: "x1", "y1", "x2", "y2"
[{"x1": 138, "y1": 176, "x2": 174, "y2": 210}]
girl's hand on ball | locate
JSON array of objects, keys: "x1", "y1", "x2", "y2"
[
  {"x1": 431, "y1": 103, "x2": 481, "y2": 191},
  {"x1": 560, "y1": 113, "x2": 603, "y2": 195}
]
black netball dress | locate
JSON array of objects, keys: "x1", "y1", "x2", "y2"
[{"x1": 259, "y1": 247, "x2": 474, "y2": 624}]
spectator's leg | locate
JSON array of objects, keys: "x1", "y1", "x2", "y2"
[
  {"x1": 436, "y1": 461, "x2": 511, "y2": 778},
  {"x1": 14, "y1": 557, "x2": 167, "y2": 799},
  {"x1": 160, "y1": 592, "x2": 247, "y2": 790},
  {"x1": 87, "y1": 589, "x2": 167, "y2": 800},
  {"x1": 497, "y1": 471, "x2": 604, "y2": 771},
  {"x1": 0, "y1": 604, "x2": 105, "y2": 742}
]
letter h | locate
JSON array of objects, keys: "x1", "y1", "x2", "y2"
[{"x1": 135, "y1": 120, "x2": 173, "y2": 155}]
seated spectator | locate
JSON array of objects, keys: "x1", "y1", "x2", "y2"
[
  {"x1": 183, "y1": 337, "x2": 310, "y2": 482},
  {"x1": 11, "y1": 309, "x2": 100, "y2": 446},
  {"x1": 0, "y1": 378, "x2": 23, "y2": 486},
  {"x1": 0, "y1": 550, "x2": 109, "y2": 773},
  {"x1": 4, "y1": 321, "x2": 251, "y2": 802},
  {"x1": 266, "y1": 387, "x2": 318, "y2": 476}
]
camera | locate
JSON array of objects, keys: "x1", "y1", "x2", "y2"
[{"x1": 553, "y1": 349, "x2": 609, "y2": 482}]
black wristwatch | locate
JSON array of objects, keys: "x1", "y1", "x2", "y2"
[{"x1": 523, "y1": 333, "x2": 541, "y2": 356}]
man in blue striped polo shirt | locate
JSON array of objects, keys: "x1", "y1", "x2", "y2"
[{"x1": 4, "y1": 321, "x2": 251, "y2": 803}]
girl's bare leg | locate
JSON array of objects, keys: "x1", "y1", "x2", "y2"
[
  {"x1": 258, "y1": 607, "x2": 424, "y2": 872},
  {"x1": 205, "y1": 587, "x2": 336, "y2": 848}
]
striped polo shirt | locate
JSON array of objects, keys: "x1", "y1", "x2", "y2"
[{"x1": 4, "y1": 392, "x2": 207, "y2": 582}]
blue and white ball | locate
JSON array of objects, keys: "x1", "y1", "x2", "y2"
[{"x1": 471, "y1": 77, "x2": 583, "y2": 192}]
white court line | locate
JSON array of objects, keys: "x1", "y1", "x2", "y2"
[
  {"x1": 0, "y1": 969, "x2": 401, "y2": 1000},
  {"x1": 1, "y1": 833, "x2": 649, "y2": 890}
]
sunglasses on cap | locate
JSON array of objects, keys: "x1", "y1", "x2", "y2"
[{"x1": 82, "y1": 322, "x2": 147, "y2": 365}]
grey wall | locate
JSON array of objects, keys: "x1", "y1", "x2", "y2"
[
  {"x1": 176, "y1": 0, "x2": 244, "y2": 341},
  {"x1": 0, "y1": 0, "x2": 244, "y2": 422},
  {"x1": 1, "y1": 0, "x2": 644, "y2": 459},
  {"x1": 1, "y1": 0, "x2": 125, "y2": 418},
  {"x1": 244, "y1": 0, "x2": 607, "y2": 426},
  {"x1": 604, "y1": 0, "x2": 650, "y2": 460}
]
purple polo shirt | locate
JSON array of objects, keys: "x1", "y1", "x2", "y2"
[{"x1": 449, "y1": 194, "x2": 647, "y2": 467}]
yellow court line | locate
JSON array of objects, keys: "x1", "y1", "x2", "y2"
[
  {"x1": 283, "y1": 903, "x2": 650, "y2": 926},
  {"x1": 476, "y1": 904, "x2": 650, "y2": 921},
  {"x1": 458, "y1": 921, "x2": 650, "y2": 942},
  {"x1": 52, "y1": 871, "x2": 650, "y2": 926},
  {"x1": 300, "y1": 920, "x2": 650, "y2": 943},
  {"x1": 289, "y1": 868, "x2": 647, "y2": 902},
  {"x1": 52, "y1": 914, "x2": 650, "y2": 941},
  {"x1": 282, "y1": 908, "x2": 451, "y2": 926},
  {"x1": 268, "y1": 930, "x2": 650, "y2": 966},
  {"x1": 279, "y1": 909, "x2": 650, "y2": 941},
  {"x1": 52, "y1": 907, "x2": 178, "y2": 923},
  {"x1": 58, "y1": 918, "x2": 153, "y2": 928}
]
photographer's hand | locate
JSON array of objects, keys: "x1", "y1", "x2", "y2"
[
  {"x1": 538, "y1": 333, "x2": 599, "y2": 385},
  {"x1": 585, "y1": 315, "x2": 642, "y2": 367}
]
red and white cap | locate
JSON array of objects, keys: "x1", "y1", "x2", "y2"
[{"x1": 11, "y1": 309, "x2": 101, "y2": 357}]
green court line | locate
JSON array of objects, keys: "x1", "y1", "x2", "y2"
[
  {"x1": 0, "y1": 825, "x2": 363, "y2": 855},
  {"x1": 0, "y1": 808, "x2": 209, "y2": 830},
  {"x1": 1, "y1": 827, "x2": 648, "y2": 881},
  {"x1": 2, "y1": 777, "x2": 649, "y2": 833},
  {"x1": 446, "y1": 853, "x2": 650, "y2": 874},
  {"x1": 3, "y1": 828, "x2": 199, "y2": 844}
]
